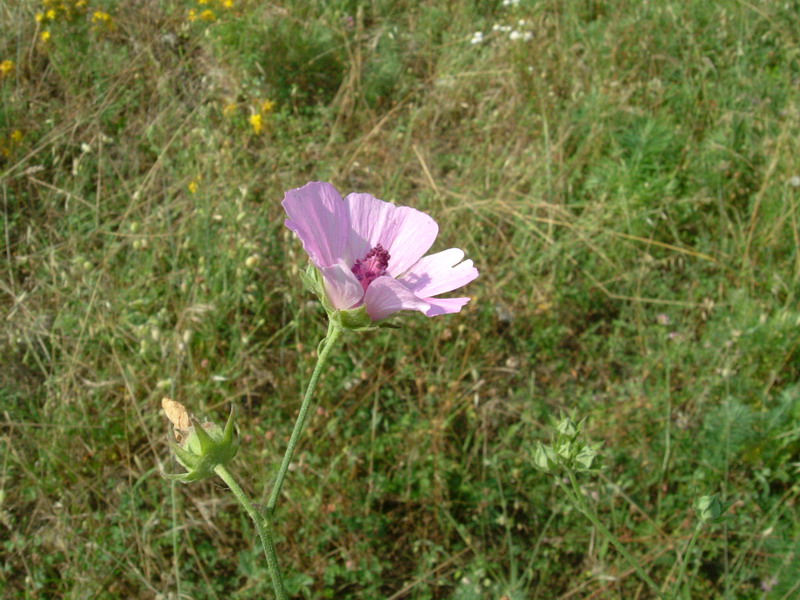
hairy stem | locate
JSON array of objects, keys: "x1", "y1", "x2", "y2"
[
  {"x1": 563, "y1": 469, "x2": 665, "y2": 599},
  {"x1": 215, "y1": 465, "x2": 286, "y2": 600},
  {"x1": 267, "y1": 323, "x2": 342, "y2": 516},
  {"x1": 672, "y1": 521, "x2": 704, "y2": 600}
]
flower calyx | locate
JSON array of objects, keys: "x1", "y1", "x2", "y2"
[
  {"x1": 693, "y1": 494, "x2": 732, "y2": 524},
  {"x1": 301, "y1": 262, "x2": 399, "y2": 332},
  {"x1": 162, "y1": 398, "x2": 239, "y2": 483},
  {"x1": 532, "y1": 415, "x2": 601, "y2": 474}
]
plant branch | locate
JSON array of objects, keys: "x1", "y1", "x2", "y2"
[{"x1": 215, "y1": 465, "x2": 286, "y2": 600}]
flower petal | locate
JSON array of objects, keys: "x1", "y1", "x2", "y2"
[
  {"x1": 319, "y1": 261, "x2": 364, "y2": 310},
  {"x1": 345, "y1": 193, "x2": 438, "y2": 276},
  {"x1": 363, "y1": 276, "x2": 431, "y2": 321},
  {"x1": 399, "y1": 248, "x2": 479, "y2": 297},
  {"x1": 283, "y1": 182, "x2": 350, "y2": 268},
  {"x1": 422, "y1": 296, "x2": 472, "y2": 317}
]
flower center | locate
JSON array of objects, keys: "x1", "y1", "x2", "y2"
[{"x1": 351, "y1": 244, "x2": 390, "y2": 292}]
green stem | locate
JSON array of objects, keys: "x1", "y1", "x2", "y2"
[
  {"x1": 671, "y1": 521, "x2": 704, "y2": 600},
  {"x1": 215, "y1": 465, "x2": 286, "y2": 600},
  {"x1": 170, "y1": 479, "x2": 181, "y2": 598},
  {"x1": 564, "y1": 469, "x2": 665, "y2": 599},
  {"x1": 267, "y1": 323, "x2": 342, "y2": 515}
]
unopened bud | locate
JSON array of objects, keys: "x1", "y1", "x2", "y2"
[
  {"x1": 574, "y1": 445, "x2": 599, "y2": 472},
  {"x1": 532, "y1": 442, "x2": 559, "y2": 473},
  {"x1": 161, "y1": 399, "x2": 239, "y2": 483},
  {"x1": 694, "y1": 494, "x2": 728, "y2": 524},
  {"x1": 556, "y1": 416, "x2": 578, "y2": 437}
]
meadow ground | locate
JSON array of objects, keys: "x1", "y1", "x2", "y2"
[{"x1": 1, "y1": 0, "x2": 799, "y2": 598}]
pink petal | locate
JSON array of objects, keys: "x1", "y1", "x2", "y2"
[
  {"x1": 422, "y1": 296, "x2": 472, "y2": 317},
  {"x1": 399, "y1": 248, "x2": 479, "y2": 297},
  {"x1": 345, "y1": 193, "x2": 438, "y2": 277},
  {"x1": 363, "y1": 276, "x2": 431, "y2": 321},
  {"x1": 283, "y1": 182, "x2": 350, "y2": 268},
  {"x1": 319, "y1": 261, "x2": 364, "y2": 310}
]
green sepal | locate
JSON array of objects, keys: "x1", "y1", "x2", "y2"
[
  {"x1": 221, "y1": 404, "x2": 236, "y2": 448},
  {"x1": 555, "y1": 438, "x2": 575, "y2": 461},
  {"x1": 532, "y1": 441, "x2": 559, "y2": 474},
  {"x1": 300, "y1": 263, "x2": 335, "y2": 314},
  {"x1": 693, "y1": 494, "x2": 732, "y2": 524},
  {"x1": 171, "y1": 441, "x2": 202, "y2": 470},
  {"x1": 574, "y1": 444, "x2": 601, "y2": 472},
  {"x1": 331, "y1": 305, "x2": 374, "y2": 331},
  {"x1": 303, "y1": 263, "x2": 404, "y2": 331},
  {"x1": 163, "y1": 404, "x2": 240, "y2": 484},
  {"x1": 299, "y1": 262, "x2": 323, "y2": 297},
  {"x1": 162, "y1": 470, "x2": 204, "y2": 483},
  {"x1": 556, "y1": 415, "x2": 586, "y2": 439},
  {"x1": 193, "y1": 418, "x2": 215, "y2": 454}
]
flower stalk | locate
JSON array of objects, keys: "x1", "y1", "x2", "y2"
[
  {"x1": 671, "y1": 521, "x2": 704, "y2": 600},
  {"x1": 561, "y1": 468, "x2": 665, "y2": 599},
  {"x1": 266, "y1": 322, "x2": 342, "y2": 517},
  {"x1": 214, "y1": 465, "x2": 286, "y2": 600}
]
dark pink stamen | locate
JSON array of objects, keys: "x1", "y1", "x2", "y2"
[{"x1": 351, "y1": 244, "x2": 390, "y2": 292}]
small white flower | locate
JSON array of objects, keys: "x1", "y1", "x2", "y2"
[
  {"x1": 470, "y1": 31, "x2": 484, "y2": 44},
  {"x1": 522, "y1": 31, "x2": 533, "y2": 41},
  {"x1": 789, "y1": 175, "x2": 800, "y2": 187},
  {"x1": 509, "y1": 30, "x2": 523, "y2": 41},
  {"x1": 502, "y1": 0, "x2": 520, "y2": 6}
]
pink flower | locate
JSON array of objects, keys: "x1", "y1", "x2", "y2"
[{"x1": 283, "y1": 182, "x2": 478, "y2": 321}]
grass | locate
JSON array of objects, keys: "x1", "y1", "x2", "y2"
[{"x1": 2, "y1": 0, "x2": 799, "y2": 597}]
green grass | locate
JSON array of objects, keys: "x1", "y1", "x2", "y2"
[{"x1": 2, "y1": 0, "x2": 799, "y2": 598}]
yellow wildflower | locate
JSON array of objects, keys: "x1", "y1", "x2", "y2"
[
  {"x1": 76, "y1": 0, "x2": 88, "y2": 8},
  {"x1": 10, "y1": 130, "x2": 23, "y2": 144},
  {"x1": 40, "y1": 31, "x2": 52, "y2": 43},
  {"x1": 199, "y1": 9, "x2": 216, "y2": 21},
  {"x1": 223, "y1": 102, "x2": 238, "y2": 117},
  {"x1": 198, "y1": 0, "x2": 210, "y2": 4},
  {"x1": 249, "y1": 113, "x2": 263, "y2": 134},
  {"x1": 92, "y1": 11, "x2": 112, "y2": 23},
  {"x1": 260, "y1": 99, "x2": 276, "y2": 114},
  {"x1": 35, "y1": 12, "x2": 45, "y2": 22},
  {"x1": 222, "y1": 0, "x2": 234, "y2": 8},
  {"x1": 187, "y1": 8, "x2": 198, "y2": 21},
  {"x1": 46, "y1": 8, "x2": 57, "y2": 20},
  {"x1": 188, "y1": 180, "x2": 199, "y2": 194},
  {"x1": 0, "y1": 60, "x2": 13, "y2": 77}
]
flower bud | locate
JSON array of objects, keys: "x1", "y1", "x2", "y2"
[
  {"x1": 162, "y1": 400, "x2": 239, "y2": 483},
  {"x1": 532, "y1": 442, "x2": 560, "y2": 474},
  {"x1": 693, "y1": 494, "x2": 728, "y2": 524},
  {"x1": 556, "y1": 416, "x2": 578, "y2": 437},
  {"x1": 555, "y1": 437, "x2": 576, "y2": 460},
  {"x1": 574, "y1": 445, "x2": 599, "y2": 472}
]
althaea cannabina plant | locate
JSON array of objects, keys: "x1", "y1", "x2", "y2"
[
  {"x1": 283, "y1": 181, "x2": 479, "y2": 325},
  {"x1": 163, "y1": 182, "x2": 478, "y2": 600}
]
